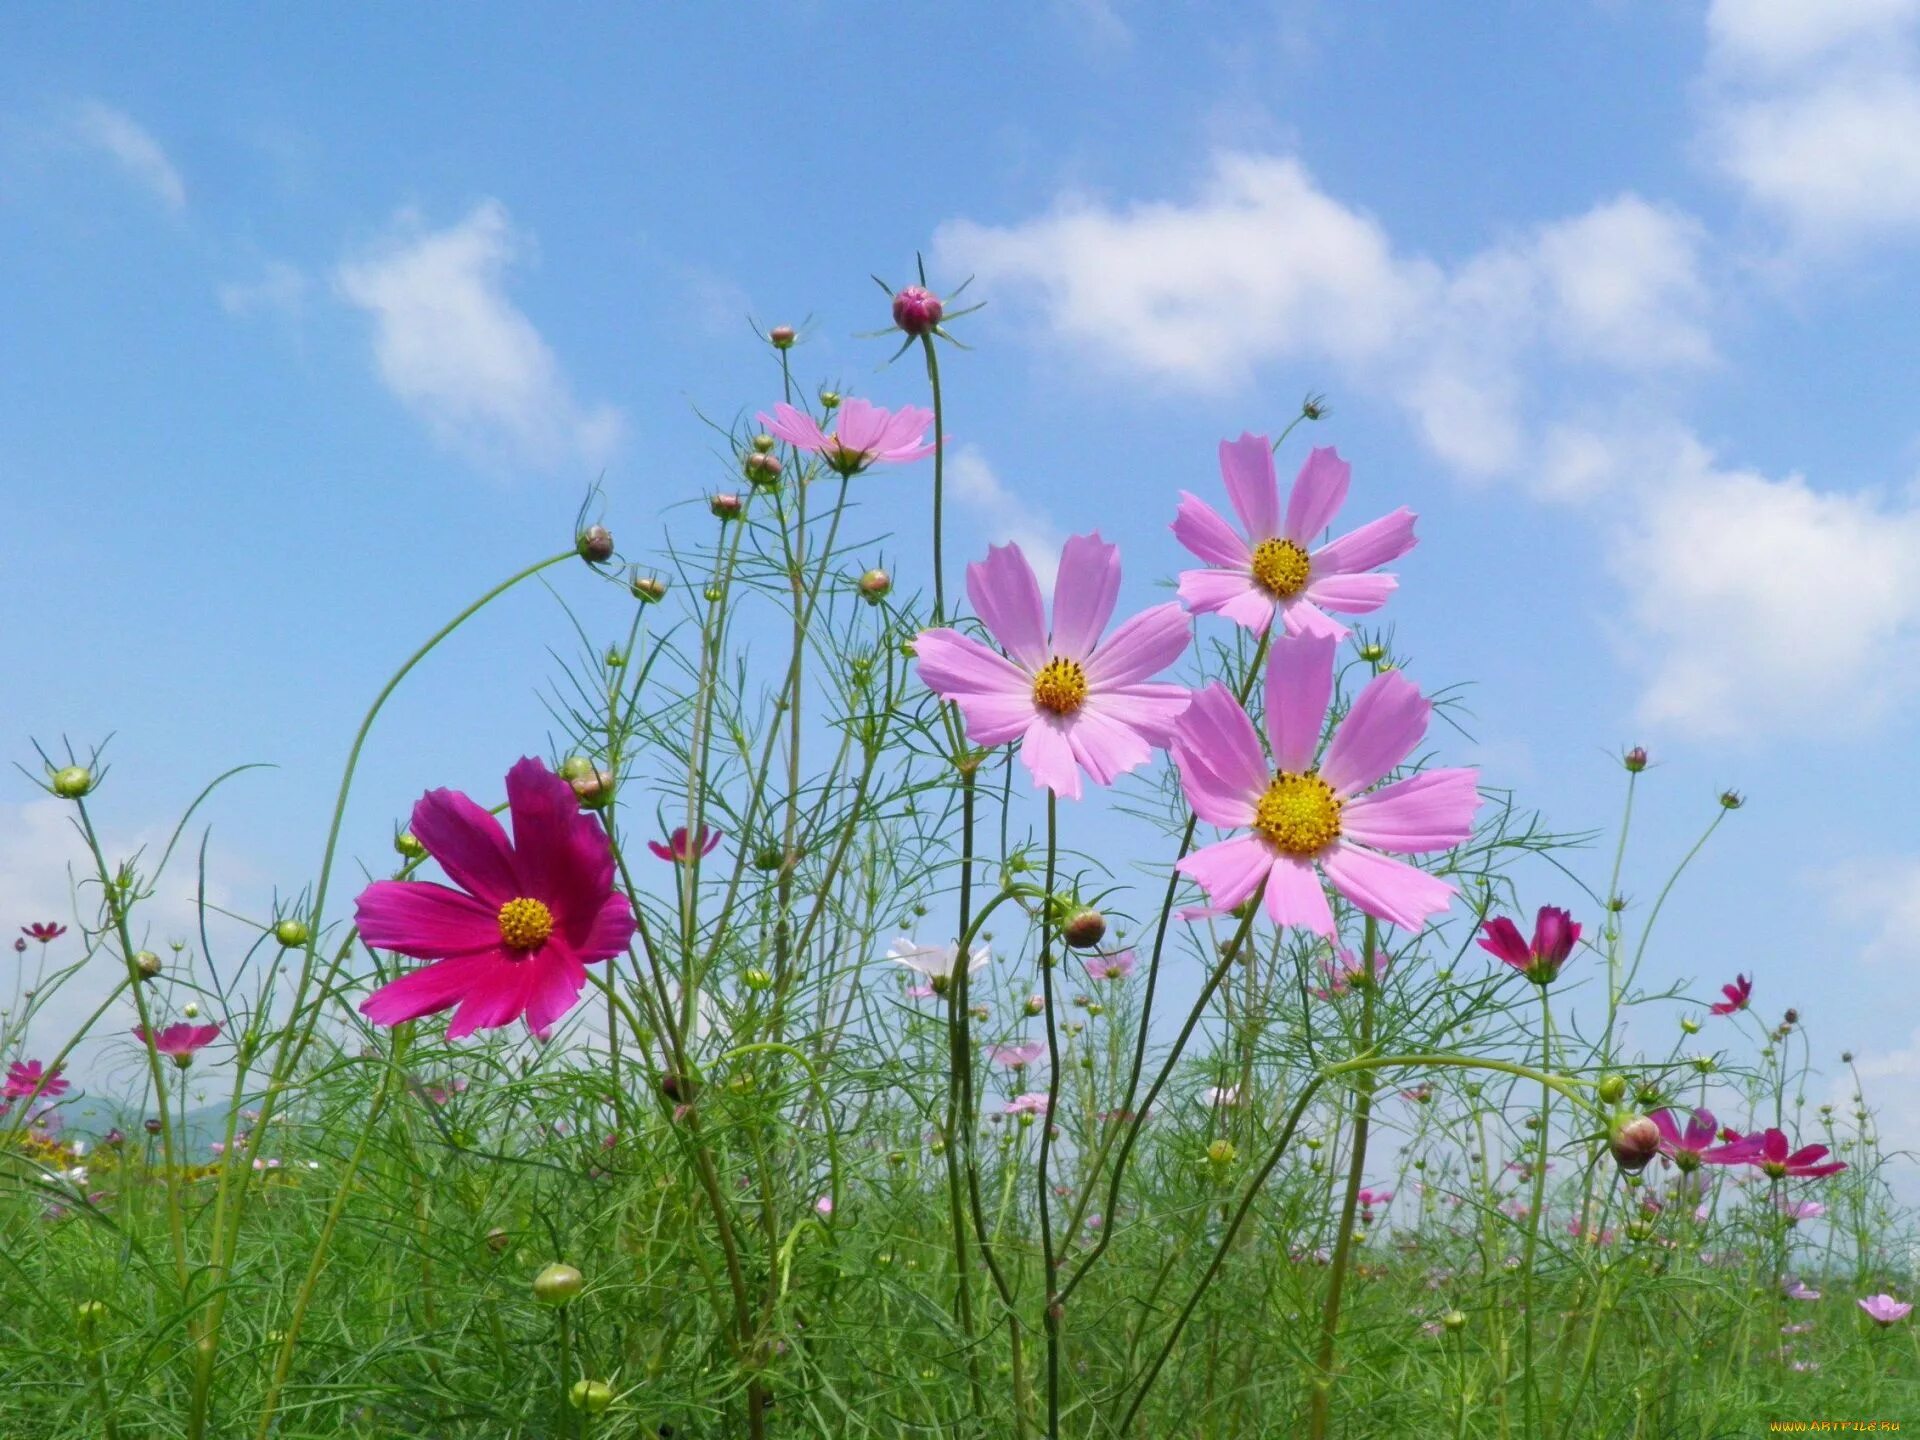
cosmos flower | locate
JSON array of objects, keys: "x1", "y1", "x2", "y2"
[
  {"x1": 1785, "y1": 1281, "x2": 1821, "y2": 1302},
  {"x1": 356, "y1": 758, "x2": 638, "y2": 1040},
  {"x1": 20, "y1": 922, "x2": 67, "y2": 944},
  {"x1": 1171, "y1": 633, "x2": 1479, "y2": 935},
  {"x1": 1858, "y1": 1294, "x2": 1912, "y2": 1326},
  {"x1": 989, "y1": 1040, "x2": 1046, "y2": 1069},
  {"x1": 886, "y1": 938, "x2": 989, "y2": 997},
  {"x1": 1005, "y1": 1092, "x2": 1051, "y2": 1118},
  {"x1": 1172, "y1": 435, "x2": 1416, "y2": 639},
  {"x1": 1313, "y1": 946, "x2": 1390, "y2": 1000},
  {"x1": 1738, "y1": 1128, "x2": 1847, "y2": 1180},
  {"x1": 4, "y1": 1060, "x2": 69, "y2": 1100},
  {"x1": 1479, "y1": 907, "x2": 1580, "y2": 985},
  {"x1": 1709, "y1": 973, "x2": 1752, "y2": 1016},
  {"x1": 648, "y1": 825, "x2": 723, "y2": 864},
  {"x1": 759, "y1": 397, "x2": 936, "y2": 477},
  {"x1": 1647, "y1": 1109, "x2": 1733, "y2": 1172},
  {"x1": 1085, "y1": 950, "x2": 1136, "y2": 982},
  {"x1": 132, "y1": 1023, "x2": 221, "y2": 1067}
]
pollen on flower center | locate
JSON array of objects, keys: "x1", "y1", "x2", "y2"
[
  {"x1": 1032, "y1": 657, "x2": 1090, "y2": 715},
  {"x1": 1250, "y1": 537, "x2": 1312, "y2": 599},
  {"x1": 497, "y1": 897, "x2": 555, "y2": 952},
  {"x1": 1252, "y1": 772, "x2": 1342, "y2": 856}
]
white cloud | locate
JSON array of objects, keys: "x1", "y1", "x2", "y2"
[
  {"x1": 1530, "y1": 198, "x2": 1713, "y2": 369},
  {"x1": 72, "y1": 100, "x2": 185, "y2": 212},
  {"x1": 1608, "y1": 435, "x2": 1920, "y2": 735},
  {"x1": 1706, "y1": 0, "x2": 1920, "y2": 76},
  {"x1": 218, "y1": 260, "x2": 309, "y2": 320},
  {"x1": 334, "y1": 200, "x2": 623, "y2": 472},
  {"x1": 949, "y1": 445, "x2": 1064, "y2": 588}
]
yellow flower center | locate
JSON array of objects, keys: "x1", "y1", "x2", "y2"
[
  {"x1": 1252, "y1": 772, "x2": 1342, "y2": 856},
  {"x1": 1250, "y1": 537, "x2": 1312, "y2": 599},
  {"x1": 1032, "y1": 657, "x2": 1089, "y2": 716},
  {"x1": 497, "y1": 897, "x2": 555, "y2": 952}
]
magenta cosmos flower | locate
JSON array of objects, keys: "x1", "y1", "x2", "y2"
[
  {"x1": 1170, "y1": 634, "x2": 1479, "y2": 934},
  {"x1": 1737, "y1": 1128, "x2": 1847, "y2": 1180},
  {"x1": 1709, "y1": 972, "x2": 1752, "y2": 1016},
  {"x1": 21, "y1": 922, "x2": 67, "y2": 944},
  {"x1": 356, "y1": 757, "x2": 637, "y2": 1040},
  {"x1": 1648, "y1": 1109, "x2": 1741, "y2": 1172},
  {"x1": 1479, "y1": 907, "x2": 1580, "y2": 985},
  {"x1": 648, "y1": 825, "x2": 722, "y2": 864},
  {"x1": 4, "y1": 1060, "x2": 69, "y2": 1099},
  {"x1": 915, "y1": 534, "x2": 1192, "y2": 800},
  {"x1": 758, "y1": 397, "x2": 935, "y2": 477},
  {"x1": 133, "y1": 1022, "x2": 220, "y2": 1067},
  {"x1": 1173, "y1": 435, "x2": 1416, "y2": 640},
  {"x1": 1859, "y1": 1294, "x2": 1913, "y2": 1326}
]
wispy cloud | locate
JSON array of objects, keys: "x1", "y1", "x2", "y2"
[
  {"x1": 72, "y1": 100, "x2": 185, "y2": 212},
  {"x1": 949, "y1": 445, "x2": 1064, "y2": 588},
  {"x1": 334, "y1": 201, "x2": 624, "y2": 473},
  {"x1": 218, "y1": 260, "x2": 309, "y2": 321}
]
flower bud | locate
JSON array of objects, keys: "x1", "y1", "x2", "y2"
[
  {"x1": 858, "y1": 568, "x2": 892, "y2": 605},
  {"x1": 1301, "y1": 393, "x2": 1327, "y2": 421},
  {"x1": 144, "y1": 1118, "x2": 162, "y2": 1135},
  {"x1": 744, "y1": 967, "x2": 773, "y2": 991},
  {"x1": 710, "y1": 492, "x2": 744, "y2": 521},
  {"x1": 11, "y1": 938, "x2": 23, "y2": 953},
  {"x1": 769, "y1": 325, "x2": 796, "y2": 349},
  {"x1": 570, "y1": 770, "x2": 615, "y2": 810},
  {"x1": 183, "y1": 1001, "x2": 200, "y2": 1019},
  {"x1": 1623, "y1": 746, "x2": 1648, "y2": 773},
  {"x1": 1024, "y1": 994, "x2": 1044, "y2": 1017},
  {"x1": 1206, "y1": 1138, "x2": 1236, "y2": 1167},
  {"x1": 1358, "y1": 643, "x2": 1386, "y2": 663},
  {"x1": 395, "y1": 830, "x2": 428, "y2": 860},
  {"x1": 133, "y1": 950, "x2": 162, "y2": 980},
  {"x1": 818, "y1": 389, "x2": 841, "y2": 409},
  {"x1": 744, "y1": 451, "x2": 782, "y2": 487},
  {"x1": 51, "y1": 766, "x2": 94, "y2": 799},
  {"x1": 1719, "y1": 790, "x2": 1744, "y2": 810},
  {"x1": 577, "y1": 526, "x2": 615, "y2": 564},
  {"x1": 569, "y1": 1379, "x2": 615, "y2": 1413},
  {"x1": 659, "y1": 1072, "x2": 699, "y2": 1103},
  {"x1": 1442, "y1": 1309, "x2": 1467, "y2": 1332},
  {"x1": 1062, "y1": 909, "x2": 1106, "y2": 950},
  {"x1": 630, "y1": 572, "x2": 668, "y2": 603},
  {"x1": 76, "y1": 1299, "x2": 108, "y2": 1326},
  {"x1": 532, "y1": 1262, "x2": 584, "y2": 1307},
  {"x1": 751, "y1": 432, "x2": 776, "y2": 454},
  {"x1": 892, "y1": 285, "x2": 945, "y2": 336},
  {"x1": 1680, "y1": 1016, "x2": 1700, "y2": 1035},
  {"x1": 485, "y1": 1226, "x2": 511, "y2": 1254},
  {"x1": 1597, "y1": 1074, "x2": 1628, "y2": 1104},
  {"x1": 558, "y1": 756, "x2": 595, "y2": 782},
  {"x1": 273, "y1": 918, "x2": 310, "y2": 948},
  {"x1": 1609, "y1": 1115, "x2": 1661, "y2": 1173}
]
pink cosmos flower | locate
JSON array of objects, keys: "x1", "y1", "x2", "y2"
[
  {"x1": 1357, "y1": 1187, "x2": 1393, "y2": 1210},
  {"x1": 1173, "y1": 435, "x2": 1416, "y2": 639},
  {"x1": 1649, "y1": 1109, "x2": 1731, "y2": 1172},
  {"x1": 1479, "y1": 907, "x2": 1580, "y2": 985},
  {"x1": 1739, "y1": 1128, "x2": 1847, "y2": 1180},
  {"x1": 1709, "y1": 973, "x2": 1752, "y2": 1016},
  {"x1": 990, "y1": 1040, "x2": 1046, "y2": 1069},
  {"x1": 915, "y1": 535, "x2": 1192, "y2": 800},
  {"x1": 648, "y1": 825, "x2": 722, "y2": 864},
  {"x1": 759, "y1": 397, "x2": 935, "y2": 477},
  {"x1": 356, "y1": 757, "x2": 638, "y2": 1040},
  {"x1": 1005, "y1": 1092, "x2": 1051, "y2": 1118},
  {"x1": 1085, "y1": 950, "x2": 1136, "y2": 982},
  {"x1": 1859, "y1": 1294, "x2": 1912, "y2": 1326},
  {"x1": 133, "y1": 1023, "x2": 221, "y2": 1067},
  {"x1": 1171, "y1": 634, "x2": 1479, "y2": 934},
  {"x1": 1313, "y1": 946, "x2": 1390, "y2": 1001},
  {"x1": 4, "y1": 1060, "x2": 68, "y2": 1099},
  {"x1": 1785, "y1": 1281, "x2": 1821, "y2": 1301},
  {"x1": 1778, "y1": 1198, "x2": 1826, "y2": 1223}
]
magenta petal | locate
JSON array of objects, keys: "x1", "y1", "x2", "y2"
[
  {"x1": 361, "y1": 951, "x2": 503, "y2": 1027},
  {"x1": 1217, "y1": 434, "x2": 1280, "y2": 540},
  {"x1": 914, "y1": 628, "x2": 1037, "y2": 744},
  {"x1": 356, "y1": 880, "x2": 502, "y2": 960},
  {"x1": 1265, "y1": 632, "x2": 1336, "y2": 774},
  {"x1": 966, "y1": 543, "x2": 1049, "y2": 671},
  {"x1": 1649, "y1": 1109, "x2": 1682, "y2": 1149},
  {"x1": 1684, "y1": 1110, "x2": 1718, "y2": 1150},
  {"x1": 445, "y1": 959, "x2": 539, "y2": 1038},
  {"x1": 507, "y1": 757, "x2": 612, "y2": 920},
  {"x1": 567, "y1": 890, "x2": 636, "y2": 962},
  {"x1": 408, "y1": 786, "x2": 520, "y2": 905},
  {"x1": 1172, "y1": 492, "x2": 1252, "y2": 568},
  {"x1": 1302, "y1": 572, "x2": 1397, "y2": 617},
  {"x1": 1313, "y1": 507, "x2": 1417, "y2": 575},
  {"x1": 1170, "y1": 684, "x2": 1265, "y2": 827},
  {"x1": 1049, "y1": 532, "x2": 1121, "y2": 664},
  {"x1": 1020, "y1": 716, "x2": 1082, "y2": 800},
  {"x1": 522, "y1": 951, "x2": 591, "y2": 1035},
  {"x1": 1320, "y1": 844, "x2": 1457, "y2": 931},
  {"x1": 1478, "y1": 917, "x2": 1532, "y2": 968},
  {"x1": 1086, "y1": 603, "x2": 1191, "y2": 687},
  {"x1": 1262, "y1": 855, "x2": 1335, "y2": 936},
  {"x1": 1175, "y1": 834, "x2": 1272, "y2": 913},
  {"x1": 1339, "y1": 769, "x2": 1480, "y2": 854},
  {"x1": 1320, "y1": 669, "x2": 1432, "y2": 796},
  {"x1": 1283, "y1": 446, "x2": 1351, "y2": 544}
]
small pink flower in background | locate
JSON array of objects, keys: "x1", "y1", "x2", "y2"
[
  {"x1": 1479, "y1": 907, "x2": 1580, "y2": 985},
  {"x1": 10, "y1": 938, "x2": 21, "y2": 954},
  {"x1": 1740, "y1": 1128, "x2": 1846, "y2": 1180},
  {"x1": 760, "y1": 397, "x2": 936, "y2": 477},
  {"x1": 1085, "y1": 950, "x2": 1136, "y2": 982},
  {"x1": 1778, "y1": 1198, "x2": 1826, "y2": 1223},
  {"x1": 1399, "y1": 1085, "x2": 1433, "y2": 1104},
  {"x1": 1780, "y1": 1321, "x2": 1815, "y2": 1336},
  {"x1": 814, "y1": 1194, "x2": 835, "y2": 1218},
  {"x1": 1172, "y1": 634, "x2": 1479, "y2": 935},
  {"x1": 990, "y1": 1040, "x2": 1046, "y2": 1069},
  {"x1": 648, "y1": 825, "x2": 722, "y2": 864},
  {"x1": 1859, "y1": 1294, "x2": 1912, "y2": 1326},
  {"x1": 1648, "y1": 1109, "x2": 1725, "y2": 1172},
  {"x1": 1313, "y1": 946, "x2": 1389, "y2": 1000},
  {"x1": 4, "y1": 1060, "x2": 68, "y2": 1100},
  {"x1": 1172, "y1": 434, "x2": 1416, "y2": 640},
  {"x1": 1204, "y1": 1085, "x2": 1242, "y2": 1107},
  {"x1": 1005, "y1": 1092, "x2": 1051, "y2": 1118},
  {"x1": 915, "y1": 535, "x2": 1192, "y2": 801},
  {"x1": 1709, "y1": 972, "x2": 1752, "y2": 1016},
  {"x1": 133, "y1": 1023, "x2": 221, "y2": 1067},
  {"x1": 356, "y1": 757, "x2": 638, "y2": 1041},
  {"x1": 1785, "y1": 1281, "x2": 1821, "y2": 1301},
  {"x1": 20, "y1": 922, "x2": 67, "y2": 944},
  {"x1": 1357, "y1": 1187, "x2": 1393, "y2": 1211}
]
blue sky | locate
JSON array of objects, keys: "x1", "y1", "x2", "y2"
[{"x1": 4, "y1": 2, "x2": 1920, "y2": 1158}]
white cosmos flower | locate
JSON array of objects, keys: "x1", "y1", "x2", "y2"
[{"x1": 886, "y1": 937, "x2": 990, "y2": 987}]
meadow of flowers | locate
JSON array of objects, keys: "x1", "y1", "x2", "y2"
[{"x1": 2, "y1": 276, "x2": 1914, "y2": 1438}]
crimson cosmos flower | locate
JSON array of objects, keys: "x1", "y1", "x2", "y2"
[
  {"x1": 648, "y1": 825, "x2": 722, "y2": 864},
  {"x1": 133, "y1": 1023, "x2": 221, "y2": 1067},
  {"x1": 1709, "y1": 973, "x2": 1752, "y2": 1015},
  {"x1": 4, "y1": 1059, "x2": 69, "y2": 1099},
  {"x1": 1479, "y1": 907, "x2": 1580, "y2": 985},
  {"x1": 21, "y1": 922, "x2": 67, "y2": 944},
  {"x1": 1737, "y1": 1127, "x2": 1847, "y2": 1180}
]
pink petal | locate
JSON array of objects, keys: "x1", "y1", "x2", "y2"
[
  {"x1": 1320, "y1": 670, "x2": 1432, "y2": 796},
  {"x1": 1340, "y1": 769, "x2": 1480, "y2": 854},
  {"x1": 567, "y1": 890, "x2": 637, "y2": 962},
  {"x1": 1171, "y1": 492, "x2": 1252, "y2": 568},
  {"x1": 1170, "y1": 684, "x2": 1266, "y2": 827},
  {"x1": 1084, "y1": 682, "x2": 1192, "y2": 748},
  {"x1": 408, "y1": 787, "x2": 521, "y2": 905},
  {"x1": 361, "y1": 951, "x2": 503, "y2": 1027},
  {"x1": 1262, "y1": 855, "x2": 1335, "y2": 935},
  {"x1": 914, "y1": 628, "x2": 1038, "y2": 744},
  {"x1": 833, "y1": 397, "x2": 884, "y2": 452},
  {"x1": 1313, "y1": 507, "x2": 1417, "y2": 575},
  {"x1": 523, "y1": 951, "x2": 591, "y2": 1035},
  {"x1": 1062, "y1": 708, "x2": 1154, "y2": 787},
  {"x1": 1283, "y1": 446, "x2": 1351, "y2": 544},
  {"x1": 1178, "y1": 568, "x2": 1274, "y2": 633},
  {"x1": 1278, "y1": 596, "x2": 1346, "y2": 639},
  {"x1": 759, "y1": 403, "x2": 829, "y2": 453},
  {"x1": 1086, "y1": 602, "x2": 1191, "y2": 687},
  {"x1": 1302, "y1": 572, "x2": 1398, "y2": 617},
  {"x1": 1321, "y1": 845, "x2": 1457, "y2": 931},
  {"x1": 876, "y1": 404, "x2": 935, "y2": 452},
  {"x1": 1049, "y1": 533, "x2": 1121, "y2": 663},
  {"x1": 1218, "y1": 433, "x2": 1280, "y2": 540},
  {"x1": 1020, "y1": 717, "x2": 1083, "y2": 800},
  {"x1": 1175, "y1": 834, "x2": 1272, "y2": 913},
  {"x1": 356, "y1": 880, "x2": 503, "y2": 960},
  {"x1": 1265, "y1": 632, "x2": 1336, "y2": 774},
  {"x1": 966, "y1": 543, "x2": 1048, "y2": 671},
  {"x1": 507, "y1": 757, "x2": 612, "y2": 921}
]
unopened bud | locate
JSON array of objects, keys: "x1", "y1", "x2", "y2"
[
  {"x1": 1597, "y1": 1074, "x2": 1628, "y2": 1104},
  {"x1": 273, "y1": 918, "x2": 310, "y2": 948},
  {"x1": 51, "y1": 766, "x2": 94, "y2": 799},
  {"x1": 1609, "y1": 1115, "x2": 1661, "y2": 1173},
  {"x1": 1719, "y1": 789, "x2": 1745, "y2": 810},
  {"x1": 1206, "y1": 1139, "x2": 1236, "y2": 1166},
  {"x1": 891, "y1": 285, "x2": 945, "y2": 336},
  {"x1": 818, "y1": 389, "x2": 841, "y2": 410},
  {"x1": 1025, "y1": 994, "x2": 1044, "y2": 1017},
  {"x1": 569, "y1": 1379, "x2": 614, "y2": 1413},
  {"x1": 1442, "y1": 1309, "x2": 1467, "y2": 1331},
  {"x1": 751, "y1": 432, "x2": 776, "y2": 454},
  {"x1": 769, "y1": 325, "x2": 796, "y2": 349},
  {"x1": 577, "y1": 526, "x2": 615, "y2": 564},
  {"x1": 485, "y1": 1227, "x2": 511, "y2": 1254},
  {"x1": 1062, "y1": 909, "x2": 1106, "y2": 950},
  {"x1": 532, "y1": 1262, "x2": 584, "y2": 1307},
  {"x1": 133, "y1": 950, "x2": 162, "y2": 980},
  {"x1": 1680, "y1": 1016, "x2": 1700, "y2": 1035},
  {"x1": 858, "y1": 568, "x2": 892, "y2": 605},
  {"x1": 144, "y1": 1118, "x2": 162, "y2": 1135},
  {"x1": 710, "y1": 492, "x2": 744, "y2": 521},
  {"x1": 744, "y1": 968, "x2": 773, "y2": 991},
  {"x1": 569, "y1": 770, "x2": 614, "y2": 809},
  {"x1": 1358, "y1": 643, "x2": 1386, "y2": 663},
  {"x1": 744, "y1": 451, "x2": 782, "y2": 487},
  {"x1": 395, "y1": 830, "x2": 428, "y2": 860},
  {"x1": 1623, "y1": 747, "x2": 1648, "y2": 773}
]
